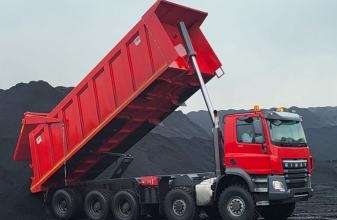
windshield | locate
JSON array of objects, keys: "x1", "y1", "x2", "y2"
[{"x1": 267, "y1": 119, "x2": 307, "y2": 147}]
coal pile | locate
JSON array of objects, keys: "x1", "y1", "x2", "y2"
[
  {"x1": 0, "y1": 81, "x2": 66, "y2": 139},
  {"x1": 0, "y1": 81, "x2": 69, "y2": 219},
  {"x1": 309, "y1": 106, "x2": 337, "y2": 126},
  {"x1": 305, "y1": 126, "x2": 337, "y2": 161},
  {"x1": 99, "y1": 134, "x2": 214, "y2": 179},
  {"x1": 0, "y1": 81, "x2": 337, "y2": 219}
]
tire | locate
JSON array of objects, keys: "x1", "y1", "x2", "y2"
[
  {"x1": 203, "y1": 206, "x2": 222, "y2": 220},
  {"x1": 218, "y1": 185, "x2": 259, "y2": 220},
  {"x1": 260, "y1": 203, "x2": 295, "y2": 220},
  {"x1": 111, "y1": 189, "x2": 140, "y2": 220},
  {"x1": 51, "y1": 188, "x2": 77, "y2": 220},
  {"x1": 69, "y1": 188, "x2": 84, "y2": 218},
  {"x1": 84, "y1": 189, "x2": 112, "y2": 220},
  {"x1": 164, "y1": 188, "x2": 199, "y2": 220}
]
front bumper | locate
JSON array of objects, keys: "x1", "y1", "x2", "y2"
[{"x1": 268, "y1": 175, "x2": 313, "y2": 204}]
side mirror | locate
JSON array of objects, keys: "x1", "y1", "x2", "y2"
[
  {"x1": 255, "y1": 136, "x2": 264, "y2": 144},
  {"x1": 253, "y1": 120, "x2": 263, "y2": 135}
]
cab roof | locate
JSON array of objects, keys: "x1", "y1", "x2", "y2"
[{"x1": 224, "y1": 111, "x2": 302, "y2": 122}]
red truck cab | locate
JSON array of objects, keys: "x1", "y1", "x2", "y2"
[{"x1": 220, "y1": 107, "x2": 313, "y2": 207}]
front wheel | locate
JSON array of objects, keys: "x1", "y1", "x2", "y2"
[
  {"x1": 218, "y1": 185, "x2": 259, "y2": 220},
  {"x1": 259, "y1": 203, "x2": 295, "y2": 220}
]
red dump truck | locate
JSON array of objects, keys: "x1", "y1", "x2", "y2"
[{"x1": 14, "y1": 1, "x2": 313, "y2": 220}]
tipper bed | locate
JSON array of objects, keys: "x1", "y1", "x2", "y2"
[{"x1": 14, "y1": 0, "x2": 222, "y2": 193}]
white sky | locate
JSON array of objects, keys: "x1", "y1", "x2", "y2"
[{"x1": 0, "y1": 0, "x2": 336, "y2": 112}]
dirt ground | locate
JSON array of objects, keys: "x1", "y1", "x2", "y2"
[
  {"x1": 204, "y1": 183, "x2": 337, "y2": 220},
  {"x1": 288, "y1": 183, "x2": 337, "y2": 220}
]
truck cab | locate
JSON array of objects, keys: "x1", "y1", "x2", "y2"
[{"x1": 211, "y1": 107, "x2": 313, "y2": 220}]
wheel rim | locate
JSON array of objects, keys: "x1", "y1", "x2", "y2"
[
  {"x1": 57, "y1": 196, "x2": 68, "y2": 213},
  {"x1": 227, "y1": 196, "x2": 245, "y2": 217},
  {"x1": 90, "y1": 198, "x2": 102, "y2": 216},
  {"x1": 118, "y1": 198, "x2": 131, "y2": 217},
  {"x1": 172, "y1": 199, "x2": 187, "y2": 217}
]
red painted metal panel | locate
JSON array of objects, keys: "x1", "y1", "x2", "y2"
[
  {"x1": 63, "y1": 100, "x2": 82, "y2": 151},
  {"x1": 78, "y1": 82, "x2": 99, "y2": 137},
  {"x1": 35, "y1": 128, "x2": 54, "y2": 177},
  {"x1": 93, "y1": 66, "x2": 116, "y2": 122},
  {"x1": 13, "y1": 0, "x2": 222, "y2": 193},
  {"x1": 110, "y1": 50, "x2": 134, "y2": 106},
  {"x1": 146, "y1": 27, "x2": 168, "y2": 74},
  {"x1": 127, "y1": 28, "x2": 153, "y2": 90},
  {"x1": 189, "y1": 24, "x2": 221, "y2": 73},
  {"x1": 29, "y1": 132, "x2": 40, "y2": 193},
  {"x1": 29, "y1": 132, "x2": 39, "y2": 178},
  {"x1": 141, "y1": 177, "x2": 159, "y2": 186},
  {"x1": 14, "y1": 124, "x2": 35, "y2": 161},
  {"x1": 49, "y1": 123, "x2": 64, "y2": 165}
]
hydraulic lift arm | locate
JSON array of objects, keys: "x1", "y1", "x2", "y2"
[{"x1": 177, "y1": 22, "x2": 223, "y2": 176}]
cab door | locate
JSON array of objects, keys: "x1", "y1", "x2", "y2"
[{"x1": 233, "y1": 116, "x2": 271, "y2": 174}]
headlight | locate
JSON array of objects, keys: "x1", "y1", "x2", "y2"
[{"x1": 272, "y1": 181, "x2": 285, "y2": 192}]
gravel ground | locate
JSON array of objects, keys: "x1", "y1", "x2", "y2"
[
  {"x1": 288, "y1": 183, "x2": 337, "y2": 220},
  {"x1": 200, "y1": 183, "x2": 337, "y2": 220},
  {"x1": 148, "y1": 182, "x2": 337, "y2": 220}
]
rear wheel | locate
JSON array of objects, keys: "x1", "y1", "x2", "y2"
[
  {"x1": 260, "y1": 203, "x2": 295, "y2": 220},
  {"x1": 164, "y1": 188, "x2": 199, "y2": 220},
  {"x1": 84, "y1": 189, "x2": 112, "y2": 220},
  {"x1": 51, "y1": 188, "x2": 77, "y2": 220},
  {"x1": 111, "y1": 190, "x2": 140, "y2": 220},
  {"x1": 69, "y1": 188, "x2": 84, "y2": 218},
  {"x1": 218, "y1": 185, "x2": 259, "y2": 220}
]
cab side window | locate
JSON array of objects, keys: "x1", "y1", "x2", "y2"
[{"x1": 236, "y1": 117, "x2": 263, "y2": 143}]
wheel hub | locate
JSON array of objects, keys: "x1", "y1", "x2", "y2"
[
  {"x1": 119, "y1": 200, "x2": 131, "y2": 217},
  {"x1": 93, "y1": 201, "x2": 102, "y2": 214},
  {"x1": 58, "y1": 197, "x2": 68, "y2": 213},
  {"x1": 173, "y1": 199, "x2": 187, "y2": 216},
  {"x1": 227, "y1": 196, "x2": 245, "y2": 217},
  {"x1": 232, "y1": 201, "x2": 241, "y2": 211}
]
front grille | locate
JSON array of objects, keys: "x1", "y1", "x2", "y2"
[{"x1": 282, "y1": 159, "x2": 309, "y2": 189}]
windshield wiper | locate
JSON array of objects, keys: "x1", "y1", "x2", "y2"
[
  {"x1": 297, "y1": 141, "x2": 307, "y2": 147},
  {"x1": 280, "y1": 138, "x2": 292, "y2": 147},
  {"x1": 280, "y1": 142, "x2": 292, "y2": 147}
]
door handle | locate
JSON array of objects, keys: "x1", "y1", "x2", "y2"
[{"x1": 262, "y1": 145, "x2": 267, "y2": 154}]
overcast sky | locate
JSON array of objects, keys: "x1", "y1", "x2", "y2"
[{"x1": 0, "y1": 0, "x2": 336, "y2": 112}]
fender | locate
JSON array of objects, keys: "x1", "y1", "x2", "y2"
[{"x1": 214, "y1": 167, "x2": 254, "y2": 200}]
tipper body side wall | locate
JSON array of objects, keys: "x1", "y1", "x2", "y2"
[{"x1": 13, "y1": 0, "x2": 222, "y2": 193}]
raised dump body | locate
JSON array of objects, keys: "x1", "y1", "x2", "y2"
[{"x1": 14, "y1": 0, "x2": 222, "y2": 193}]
